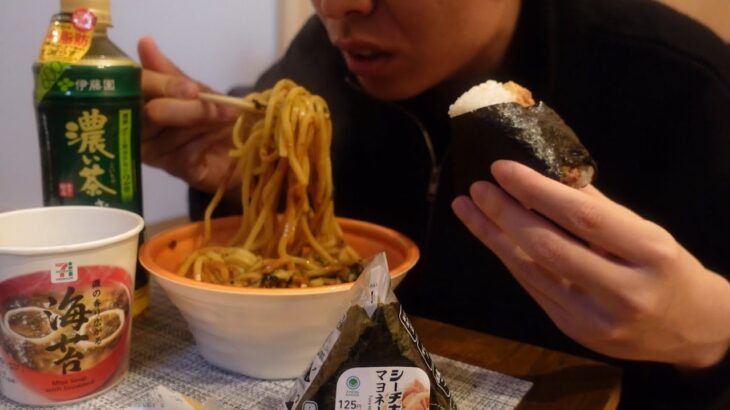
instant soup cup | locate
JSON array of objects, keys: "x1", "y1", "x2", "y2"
[
  {"x1": 139, "y1": 216, "x2": 419, "y2": 379},
  {"x1": 0, "y1": 206, "x2": 144, "y2": 406}
]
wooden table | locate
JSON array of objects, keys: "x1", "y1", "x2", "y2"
[{"x1": 411, "y1": 317, "x2": 622, "y2": 410}]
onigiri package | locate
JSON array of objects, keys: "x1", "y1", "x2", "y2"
[{"x1": 281, "y1": 252, "x2": 457, "y2": 410}]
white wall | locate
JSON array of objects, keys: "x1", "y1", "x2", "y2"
[
  {"x1": 277, "y1": 0, "x2": 314, "y2": 54},
  {"x1": 0, "y1": 0, "x2": 278, "y2": 225}
]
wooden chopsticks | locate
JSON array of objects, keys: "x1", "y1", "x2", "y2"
[{"x1": 198, "y1": 92, "x2": 261, "y2": 113}]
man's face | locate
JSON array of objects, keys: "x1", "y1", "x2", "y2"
[{"x1": 311, "y1": 0, "x2": 517, "y2": 101}]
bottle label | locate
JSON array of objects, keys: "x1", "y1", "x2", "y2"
[
  {"x1": 39, "y1": 104, "x2": 138, "y2": 209},
  {"x1": 36, "y1": 65, "x2": 142, "y2": 213},
  {"x1": 38, "y1": 10, "x2": 95, "y2": 64},
  {"x1": 36, "y1": 8, "x2": 96, "y2": 103}
]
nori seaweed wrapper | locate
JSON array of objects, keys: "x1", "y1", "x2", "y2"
[
  {"x1": 450, "y1": 101, "x2": 596, "y2": 195},
  {"x1": 282, "y1": 253, "x2": 457, "y2": 409}
]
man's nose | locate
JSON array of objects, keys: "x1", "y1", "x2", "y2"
[{"x1": 316, "y1": 0, "x2": 375, "y2": 19}]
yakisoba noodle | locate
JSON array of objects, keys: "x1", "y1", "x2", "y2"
[{"x1": 177, "y1": 79, "x2": 361, "y2": 288}]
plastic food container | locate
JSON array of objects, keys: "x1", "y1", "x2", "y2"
[
  {"x1": 139, "y1": 216, "x2": 419, "y2": 379},
  {"x1": 0, "y1": 206, "x2": 144, "y2": 406}
]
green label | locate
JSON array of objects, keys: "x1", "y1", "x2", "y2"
[
  {"x1": 35, "y1": 63, "x2": 141, "y2": 101},
  {"x1": 119, "y1": 109, "x2": 134, "y2": 202},
  {"x1": 35, "y1": 64, "x2": 143, "y2": 214},
  {"x1": 34, "y1": 61, "x2": 69, "y2": 104}
]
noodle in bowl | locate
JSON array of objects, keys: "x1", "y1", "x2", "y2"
[
  {"x1": 139, "y1": 215, "x2": 419, "y2": 379},
  {"x1": 184, "y1": 79, "x2": 362, "y2": 290},
  {"x1": 140, "y1": 79, "x2": 418, "y2": 378}
]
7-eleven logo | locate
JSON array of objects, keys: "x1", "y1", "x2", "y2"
[{"x1": 52, "y1": 261, "x2": 77, "y2": 283}]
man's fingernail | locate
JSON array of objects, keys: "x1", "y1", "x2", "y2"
[
  {"x1": 451, "y1": 197, "x2": 468, "y2": 214},
  {"x1": 470, "y1": 181, "x2": 490, "y2": 202},
  {"x1": 492, "y1": 160, "x2": 520, "y2": 186}
]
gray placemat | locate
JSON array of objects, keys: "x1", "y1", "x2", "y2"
[{"x1": 0, "y1": 283, "x2": 532, "y2": 409}]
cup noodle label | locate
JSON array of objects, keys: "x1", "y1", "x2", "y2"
[{"x1": 0, "y1": 241, "x2": 136, "y2": 405}]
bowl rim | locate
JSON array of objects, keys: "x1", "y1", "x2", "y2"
[
  {"x1": 139, "y1": 216, "x2": 419, "y2": 296},
  {"x1": 0, "y1": 206, "x2": 144, "y2": 255}
]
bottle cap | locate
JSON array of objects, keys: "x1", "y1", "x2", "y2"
[{"x1": 61, "y1": 0, "x2": 111, "y2": 26}]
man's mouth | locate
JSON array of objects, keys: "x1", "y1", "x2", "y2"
[
  {"x1": 350, "y1": 49, "x2": 380, "y2": 58},
  {"x1": 341, "y1": 49, "x2": 393, "y2": 77}
]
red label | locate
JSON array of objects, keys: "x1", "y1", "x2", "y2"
[
  {"x1": 71, "y1": 8, "x2": 97, "y2": 32},
  {"x1": 0, "y1": 266, "x2": 131, "y2": 403},
  {"x1": 59, "y1": 181, "x2": 76, "y2": 198}
]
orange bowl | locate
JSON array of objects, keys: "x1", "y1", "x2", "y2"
[{"x1": 139, "y1": 216, "x2": 419, "y2": 379}]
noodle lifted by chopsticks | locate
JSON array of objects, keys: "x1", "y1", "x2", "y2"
[{"x1": 177, "y1": 79, "x2": 361, "y2": 288}]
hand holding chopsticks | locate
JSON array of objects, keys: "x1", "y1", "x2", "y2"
[
  {"x1": 139, "y1": 37, "x2": 246, "y2": 193},
  {"x1": 198, "y1": 92, "x2": 262, "y2": 113}
]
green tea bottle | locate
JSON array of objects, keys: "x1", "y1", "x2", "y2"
[{"x1": 34, "y1": 0, "x2": 148, "y2": 317}]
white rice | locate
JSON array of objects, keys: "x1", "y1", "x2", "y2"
[{"x1": 448, "y1": 80, "x2": 516, "y2": 118}]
